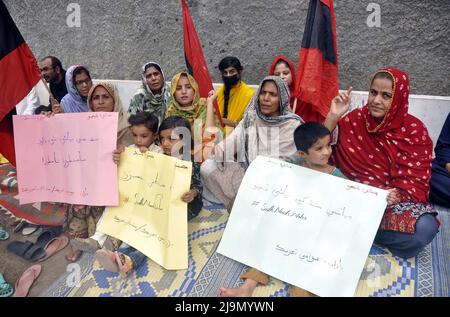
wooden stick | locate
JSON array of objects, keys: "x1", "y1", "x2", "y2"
[
  {"x1": 292, "y1": 97, "x2": 298, "y2": 114},
  {"x1": 40, "y1": 77, "x2": 54, "y2": 100}
]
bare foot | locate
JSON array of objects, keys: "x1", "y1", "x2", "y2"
[
  {"x1": 219, "y1": 287, "x2": 252, "y2": 297},
  {"x1": 65, "y1": 249, "x2": 83, "y2": 262},
  {"x1": 219, "y1": 279, "x2": 258, "y2": 297},
  {"x1": 95, "y1": 249, "x2": 119, "y2": 273},
  {"x1": 290, "y1": 286, "x2": 317, "y2": 297},
  {"x1": 70, "y1": 237, "x2": 100, "y2": 253}
]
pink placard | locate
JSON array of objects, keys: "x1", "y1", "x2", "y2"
[{"x1": 13, "y1": 113, "x2": 119, "y2": 206}]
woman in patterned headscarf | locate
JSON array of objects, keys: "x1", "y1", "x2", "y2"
[
  {"x1": 327, "y1": 68, "x2": 439, "y2": 259},
  {"x1": 88, "y1": 82, "x2": 134, "y2": 147},
  {"x1": 201, "y1": 76, "x2": 304, "y2": 209},
  {"x1": 165, "y1": 72, "x2": 223, "y2": 162},
  {"x1": 128, "y1": 62, "x2": 171, "y2": 126}
]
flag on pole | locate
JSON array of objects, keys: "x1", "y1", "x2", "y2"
[
  {"x1": 295, "y1": 0, "x2": 338, "y2": 123},
  {"x1": 182, "y1": 0, "x2": 224, "y2": 127},
  {"x1": 0, "y1": 0, "x2": 41, "y2": 166}
]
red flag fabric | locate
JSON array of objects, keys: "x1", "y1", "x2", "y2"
[
  {"x1": 0, "y1": 0, "x2": 41, "y2": 166},
  {"x1": 0, "y1": 110, "x2": 16, "y2": 166},
  {"x1": 295, "y1": 0, "x2": 338, "y2": 123},
  {"x1": 182, "y1": 0, "x2": 224, "y2": 127}
]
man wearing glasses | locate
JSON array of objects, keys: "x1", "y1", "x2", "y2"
[{"x1": 37, "y1": 56, "x2": 68, "y2": 114}]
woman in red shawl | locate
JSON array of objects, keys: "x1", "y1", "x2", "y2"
[
  {"x1": 325, "y1": 68, "x2": 439, "y2": 259},
  {"x1": 269, "y1": 55, "x2": 325, "y2": 123},
  {"x1": 269, "y1": 55, "x2": 297, "y2": 112}
]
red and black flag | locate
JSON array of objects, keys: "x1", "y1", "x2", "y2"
[
  {"x1": 0, "y1": 0, "x2": 41, "y2": 166},
  {"x1": 295, "y1": 0, "x2": 338, "y2": 123},
  {"x1": 182, "y1": 0, "x2": 224, "y2": 127}
]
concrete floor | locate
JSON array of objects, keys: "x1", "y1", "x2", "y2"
[{"x1": 0, "y1": 208, "x2": 74, "y2": 297}]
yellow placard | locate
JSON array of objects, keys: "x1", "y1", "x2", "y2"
[{"x1": 97, "y1": 147, "x2": 192, "y2": 270}]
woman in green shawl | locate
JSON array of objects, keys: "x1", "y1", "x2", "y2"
[{"x1": 128, "y1": 62, "x2": 171, "y2": 126}]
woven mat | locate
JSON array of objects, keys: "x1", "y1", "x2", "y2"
[{"x1": 41, "y1": 203, "x2": 449, "y2": 297}]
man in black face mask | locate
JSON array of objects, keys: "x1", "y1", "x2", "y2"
[{"x1": 217, "y1": 56, "x2": 255, "y2": 136}]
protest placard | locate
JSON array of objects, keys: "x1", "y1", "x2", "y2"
[
  {"x1": 217, "y1": 156, "x2": 388, "y2": 297},
  {"x1": 97, "y1": 148, "x2": 192, "y2": 270},
  {"x1": 13, "y1": 113, "x2": 118, "y2": 205}
]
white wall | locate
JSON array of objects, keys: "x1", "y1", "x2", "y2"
[
  {"x1": 347, "y1": 92, "x2": 450, "y2": 149},
  {"x1": 35, "y1": 80, "x2": 450, "y2": 149}
]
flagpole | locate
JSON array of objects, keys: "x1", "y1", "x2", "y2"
[
  {"x1": 293, "y1": 98, "x2": 298, "y2": 114},
  {"x1": 40, "y1": 77, "x2": 54, "y2": 100},
  {"x1": 181, "y1": 0, "x2": 224, "y2": 128}
]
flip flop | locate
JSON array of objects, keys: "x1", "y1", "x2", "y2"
[
  {"x1": 22, "y1": 242, "x2": 48, "y2": 262},
  {"x1": 13, "y1": 219, "x2": 27, "y2": 233},
  {"x1": 0, "y1": 226, "x2": 9, "y2": 241},
  {"x1": 22, "y1": 224, "x2": 41, "y2": 236},
  {"x1": 31, "y1": 226, "x2": 44, "y2": 237},
  {"x1": 38, "y1": 236, "x2": 69, "y2": 262},
  {"x1": 12, "y1": 264, "x2": 42, "y2": 297},
  {"x1": 0, "y1": 273, "x2": 13, "y2": 297},
  {"x1": 33, "y1": 227, "x2": 64, "y2": 248},
  {"x1": 23, "y1": 227, "x2": 64, "y2": 262},
  {"x1": 7, "y1": 241, "x2": 38, "y2": 260}
]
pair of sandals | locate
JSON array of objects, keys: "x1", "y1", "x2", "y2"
[
  {"x1": 0, "y1": 226, "x2": 9, "y2": 241},
  {"x1": 7, "y1": 227, "x2": 68, "y2": 262}
]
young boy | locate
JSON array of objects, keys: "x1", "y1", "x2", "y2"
[
  {"x1": 95, "y1": 116, "x2": 203, "y2": 276},
  {"x1": 292, "y1": 122, "x2": 346, "y2": 178},
  {"x1": 219, "y1": 122, "x2": 346, "y2": 297},
  {"x1": 127, "y1": 111, "x2": 163, "y2": 154},
  {"x1": 70, "y1": 112, "x2": 162, "y2": 254}
]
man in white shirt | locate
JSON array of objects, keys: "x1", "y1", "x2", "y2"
[{"x1": 15, "y1": 87, "x2": 41, "y2": 115}]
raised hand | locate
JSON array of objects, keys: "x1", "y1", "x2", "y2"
[
  {"x1": 330, "y1": 87, "x2": 353, "y2": 120},
  {"x1": 207, "y1": 90, "x2": 217, "y2": 105},
  {"x1": 324, "y1": 87, "x2": 353, "y2": 132}
]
